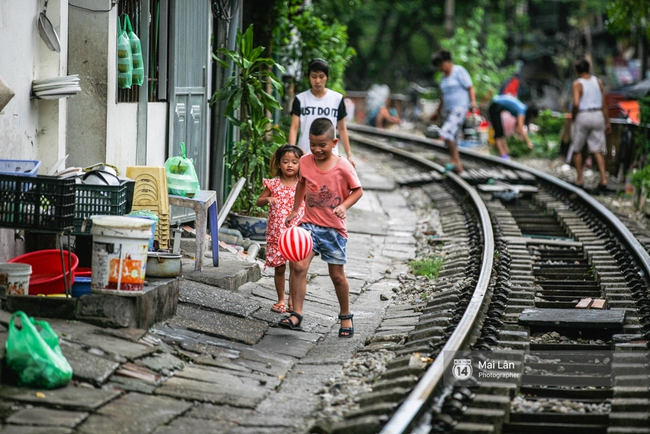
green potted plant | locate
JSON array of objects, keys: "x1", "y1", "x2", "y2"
[
  {"x1": 210, "y1": 25, "x2": 286, "y2": 239},
  {"x1": 630, "y1": 165, "x2": 650, "y2": 211}
]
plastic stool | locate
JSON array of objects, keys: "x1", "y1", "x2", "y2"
[{"x1": 168, "y1": 190, "x2": 218, "y2": 271}]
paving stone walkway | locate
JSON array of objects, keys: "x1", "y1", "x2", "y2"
[{"x1": 0, "y1": 155, "x2": 418, "y2": 434}]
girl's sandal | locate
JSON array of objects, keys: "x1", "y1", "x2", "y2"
[
  {"x1": 338, "y1": 313, "x2": 354, "y2": 338},
  {"x1": 271, "y1": 302, "x2": 286, "y2": 313},
  {"x1": 279, "y1": 312, "x2": 303, "y2": 330}
]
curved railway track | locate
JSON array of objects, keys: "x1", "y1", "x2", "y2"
[{"x1": 329, "y1": 125, "x2": 650, "y2": 434}]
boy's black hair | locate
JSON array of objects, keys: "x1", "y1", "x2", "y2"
[
  {"x1": 309, "y1": 117, "x2": 335, "y2": 139},
  {"x1": 432, "y1": 50, "x2": 452, "y2": 67},
  {"x1": 575, "y1": 59, "x2": 591, "y2": 75},
  {"x1": 308, "y1": 58, "x2": 329, "y2": 77},
  {"x1": 270, "y1": 144, "x2": 304, "y2": 177}
]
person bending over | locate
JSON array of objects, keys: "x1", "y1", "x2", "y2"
[{"x1": 488, "y1": 94, "x2": 538, "y2": 159}]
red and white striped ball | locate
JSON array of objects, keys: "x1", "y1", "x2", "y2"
[{"x1": 279, "y1": 226, "x2": 313, "y2": 262}]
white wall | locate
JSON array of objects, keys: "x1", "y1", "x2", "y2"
[
  {"x1": 0, "y1": 0, "x2": 170, "y2": 261},
  {"x1": 0, "y1": 0, "x2": 69, "y2": 261},
  {"x1": 106, "y1": 102, "x2": 139, "y2": 174},
  {"x1": 0, "y1": 0, "x2": 68, "y2": 169},
  {"x1": 147, "y1": 103, "x2": 168, "y2": 167}
]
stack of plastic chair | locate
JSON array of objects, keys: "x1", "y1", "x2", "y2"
[{"x1": 126, "y1": 166, "x2": 170, "y2": 249}]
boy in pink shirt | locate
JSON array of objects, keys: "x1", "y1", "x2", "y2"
[{"x1": 281, "y1": 118, "x2": 363, "y2": 337}]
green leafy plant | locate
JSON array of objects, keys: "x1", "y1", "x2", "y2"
[
  {"x1": 630, "y1": 164, "x2": 650, "y2": 190},
  {"x1": 535, "y1": 110, "x2": 565, "y2": 140},
  {"x1": 531, "y1": 109, "x2": 564, "y2": 158},
  {"x1": 409, "y1": 256, "x2": 444, "y2": 279},
  {"x1": 438, "y1": 7, "x2": 514, "y2": 103},
  {"x1": 273, "y1": 0, "x2": 356, "y2": 94},
  {"x1": 501, "y1": 109, "x2": 564, "y2": 159},
  {"x1": 210, "y1": 25, "x2": 286, "y2": 216},
  {"x1": 504, "y1": 136, "x2": 532, "y2": 158}
]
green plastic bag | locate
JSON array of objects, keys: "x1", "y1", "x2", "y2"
[
  {"x1": 5, "y1": 311, "x2": 73, "y2": 389},
  {"x1": 117, "y1": 16, "x2": 133, "y2": 89},
  {"x1": 164, "y1": 142, "x2": 200, "y2": 197},
  {"x1": 124, "y1": 15, "x2": 144, "y2": 86}
]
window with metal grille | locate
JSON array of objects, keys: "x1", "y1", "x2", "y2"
[{"x1": 117, "y1": 0, "x2": 168, "y2": 103}]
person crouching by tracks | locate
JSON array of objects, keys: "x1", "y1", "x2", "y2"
[
  {"x1": 282, "y1": 118, "x2": 363, "y2": 338},
  {"x1": 488, "y1": 94, "x2": 539, "y2": 160},
  {"x1": 431, "y1": 50, "x2": 477, "y2": 174},
  {"x1": 569, "y1": 58, "x2": 611, "y2": 192}
]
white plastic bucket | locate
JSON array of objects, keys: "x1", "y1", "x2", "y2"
[
  {"x1": 90, "y1": 215, "x2": 152, "y2": 292},
  {"x1": 0, "y1": 263, "x2": 32, "y2": 295}
]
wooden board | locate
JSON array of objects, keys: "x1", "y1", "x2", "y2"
[{"x1": 518, "y1": 308, "x2": 625, "y2": 328}]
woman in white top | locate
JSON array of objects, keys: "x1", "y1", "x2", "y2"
[
  {"x1": 570, "y1": 58, "x2": 611, "y2": 191},
  {"x1": 288, "y1": 59, "x2": 355, "y2": 168}
]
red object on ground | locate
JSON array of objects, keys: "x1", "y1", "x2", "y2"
[
  {"x1": 9, "y1": 250, "x2": 79, "y2": 295},
  {"x1": 617, "y1": 101, "x2": 640, "y2": 125},
  {"x1": 75, "y1": 267, "x2": 92, "y2": 278},
  {"x1": 279, "y1": 227, "x2": 313, "y2": 262},
  {"x1": 605, "y1": 94, "x2": 640, "y2": 124}
]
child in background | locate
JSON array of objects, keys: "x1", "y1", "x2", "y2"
[
  {"x1": 281, "y1": 118, "x2": 363, "y2": 338},
  {"x1": 256, "y1": 144, "x2": 305, "y2": 314}
]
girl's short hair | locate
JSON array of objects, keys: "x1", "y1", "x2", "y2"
[
  {"x1": 270, "y1": 144, "x2": 304, "y2": 177},
  {"x1": 308, "y1": 58, "x2": 329, "y2": 77}
]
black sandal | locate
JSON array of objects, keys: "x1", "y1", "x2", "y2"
[
  {"x1": 597, "y1": 183, "x2": 611, "y2": 194},
  {"x1": 279, "y1": 312, "x2": 303, "y2": 330},
  {"x1": 338, "y1": 313, "x2": 354, "y2": 338}
]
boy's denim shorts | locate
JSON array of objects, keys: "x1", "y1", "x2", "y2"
[{"x1": 300, "y1": 223, "x2": 347, "y2": 265}]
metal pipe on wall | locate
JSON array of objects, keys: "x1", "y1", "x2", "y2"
[
  {"x1": 136, "y1": 0, "x2": 150, "y2": 165},
  {"x1": 210, "y1": 0, "x2": 241, "y2": 209}
]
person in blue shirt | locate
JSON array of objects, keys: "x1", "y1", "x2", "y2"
[
  {"x1": 431, "y1": 50, "x2": 476, "y2": 173},
  {"x1": 488, "y1": 94, "x2": 538, "y2": 159},
  {"x1": 367, "y1": 97, "x2": 401, "y2": 129}
]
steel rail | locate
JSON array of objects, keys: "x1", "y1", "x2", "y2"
[
  {"x1": 348, "y1": 131, "x2": 495, "y2": 434},
  {"x1": 348, "y1": 123, "x2": 650, "y2": 282},
  {"x1": 350, "y1": 124, "x2": 650, "y2": 433}
]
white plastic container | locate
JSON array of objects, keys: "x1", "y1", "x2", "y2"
[
  {"x1": 90, "y1": 215, "x2": 153, "y2": 292},
  {"x1": 0, "y1": 263, "x2": 32, "y2": 295}
]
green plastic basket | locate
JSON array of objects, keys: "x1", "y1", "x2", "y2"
[{"x1": 73, "y1": 181, "x2": 128, "y2": 233}]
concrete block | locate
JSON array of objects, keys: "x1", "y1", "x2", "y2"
[
  {"x1": 76, "y1": 278, "x2": 179, "y2": 329},
  {"x1": 5, "y1": 295, "x2": 77, "y2": 320}
]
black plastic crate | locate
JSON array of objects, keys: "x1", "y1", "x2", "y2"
[
  {"x1": 0, "y1": 175, "x2": 76, "y2": 231},
  {"x1": 74, "y1": 181, "x2": 128, "y2": 233}
]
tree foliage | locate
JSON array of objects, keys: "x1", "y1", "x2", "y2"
[
  {"x1": 438, "y1": 7, "x2": 514, "y2": 103},
  {"x1": 273, "y1": 0, "x2": 357, "y2": 94},
  {"x1": 342, "y1": 0, "x2": 445, "y2": 90},
  {"x1": 210, "y1": 25, "x2": 286, "y2": 216},
  {"x1": 606, "y1": 0, "x2": 650, "y2": 40}
]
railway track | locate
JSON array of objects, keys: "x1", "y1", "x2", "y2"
[{"x1": 327, "y1": 125, "x2": 650, "y2": 434}]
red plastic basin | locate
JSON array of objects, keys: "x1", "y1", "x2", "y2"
[
  {"x1": 76, "y1": 267, "x2": 92, "y2": 278},
  {"x1": 9, "y1": 249, "x2": 78, "y2": 295}
]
